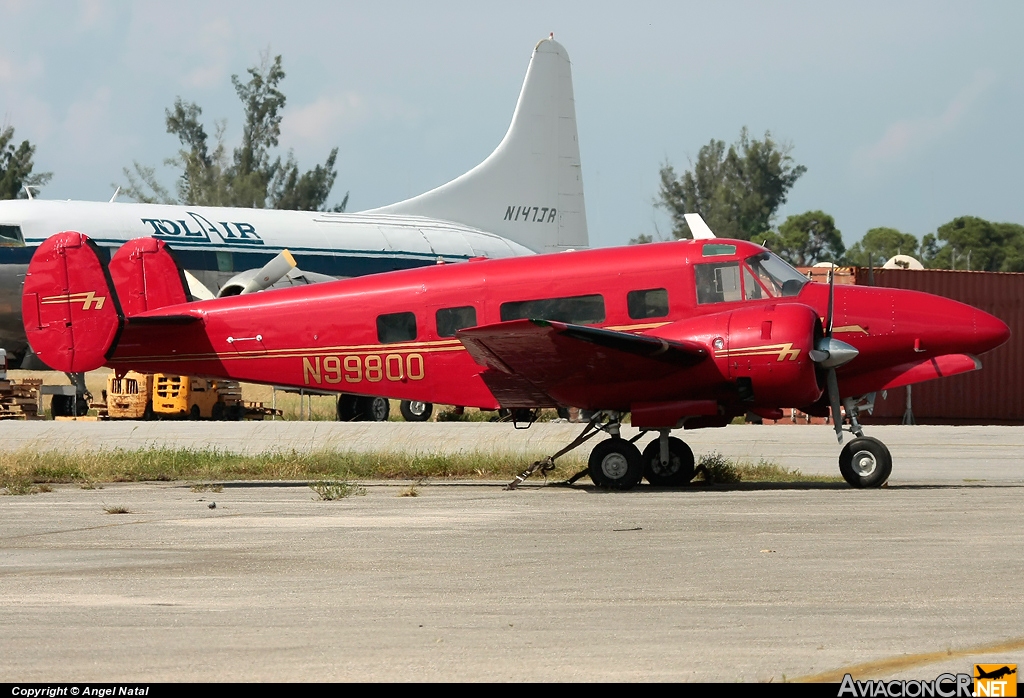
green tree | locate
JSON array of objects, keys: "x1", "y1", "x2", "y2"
[
  {"x1": 761, "y1": 210, "x2": 844, "y2": 266},
  {"x1": 123, "y1": 53, "x2": 347, "y2": 212},
  {"x1": 844, "y1": 227, "x2": 919, "y2": 266},
  {"x1": 0, "y1": 125, "x2": 52, "y2": 200},
  {"x1": 920, "y1": 216, "x2": 1024, "y2": 271},
  {"x1": 658, "y1": 127, "x2": 806, "y2": 240}
]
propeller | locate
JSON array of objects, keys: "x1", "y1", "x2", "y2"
[
  {"x1": 239, "y1": 249, "x2": 297, "y2": 295},
  {"x1": 809, "y1": 265, "x2": 859, "y2": 442}
]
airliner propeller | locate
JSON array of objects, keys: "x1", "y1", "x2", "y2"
[{"x1": 808, "y1": 266, "x2": 859, "y2": 442}]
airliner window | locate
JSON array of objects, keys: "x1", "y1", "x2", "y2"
[
  {"x1": 627, "y1": 288, "x2": 669, "y2": 319},
  {"x1": 500, "y1": 294, "x2": 605, "y2": 325},
  {"x1": 695, "y1": 262, "x2": 742, "y2": 304},
  {"x1": 746, "y1": 251, "x2": 808, "y2": 297},
  {"x1": 436, "y1": 306, "x2": 477, "y2": 337},
  {"x1": 0, "y1": 225, "x2": 24, "y2": 246},
  {"x1": 377, "y1": 312, "x2": 417, "y2": 344}
]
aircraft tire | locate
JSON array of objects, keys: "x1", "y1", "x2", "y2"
[
  {"x1": 358, "y1": 396, "x2": 390, "y2": 422},
  {"x1": 641, "y1": 436, "x2": 695, "y2": 486},
  {"x1": 336, "y1": 394, "x2": 359, "y2": 421},
  {"x1": 588, "y1": 438, "x2": 644, "y2": 490},
  {"x1": 400, "y1": 400, "x2": 433, "y2": 422},
  {"x1": 838, "y1": 436, "x2": 892, "y2": 488}
]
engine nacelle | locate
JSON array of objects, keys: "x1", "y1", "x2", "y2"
[{"x1": 653, "y1": 303, "x2": 823, "y2": 408}]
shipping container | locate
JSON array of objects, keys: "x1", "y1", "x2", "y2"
[{"x1": 853, "y1": 267, "x2": 1024, "y2": 424}]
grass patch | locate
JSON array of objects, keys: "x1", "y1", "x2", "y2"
[
  {"x1": 694, "y1": 452, "x2": 840, "y2": 484},
  {"x1": 310, "y1": 480, "x2": 365, "y2": 500},
  {"x1": 0, "y1": 446, "x2": 836, "y2": 487},
  {"x1": 103, "y1": 505, "x2": 131, "y2": 514},
  {"x1": 0, "y1": 447, "x2": 588, "y2": 485}
]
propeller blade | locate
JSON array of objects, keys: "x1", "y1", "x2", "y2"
[
  {"x1": 826, "y1": 265, "x2": 836, "y2": 337},
  {"x1": 827, "y1": 368, "x2": 843, "y2": 443}
]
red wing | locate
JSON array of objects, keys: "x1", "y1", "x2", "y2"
[{"x1": 457, "y1": 319, "x2": 707, "y2": 407}]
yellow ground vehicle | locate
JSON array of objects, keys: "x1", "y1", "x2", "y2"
[
  {"x1": 106, "y1": 371, "x2": 155, "y2": 419},
  {"x1": 106, "y1": 371, "x2": 247, "y2": 420},
  {"x1": 151, "y1": 374, "x2": 244, "y2": 420}
]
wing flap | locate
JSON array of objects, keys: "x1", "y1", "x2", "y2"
[{"x1": 457, "y1": 319, "x2": 707, "y2": 406}]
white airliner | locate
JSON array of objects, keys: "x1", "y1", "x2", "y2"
[{"x1": 0, "y1": 36, "x2": 587, "y2": 373}]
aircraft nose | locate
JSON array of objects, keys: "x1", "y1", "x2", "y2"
[{"x1": 973, "y1": 308, "x2": 1010, "y2": 355}]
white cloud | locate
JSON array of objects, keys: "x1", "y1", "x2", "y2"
[
  {"x1": 855, "y1": 70, "x2": 996, "y2": 171},
  {"x1": 0, "y1": 55, "x2": 44, "y2": 85}
]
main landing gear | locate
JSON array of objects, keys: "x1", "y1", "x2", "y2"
[
  {"x1": 833, "y1": 396, "x2": 892, "y2": 488},
  {"x1": 506, "y1": 413, "x2": 698, "y2": 491}
]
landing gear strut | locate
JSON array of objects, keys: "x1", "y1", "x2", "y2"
[
  {"x1": 833, "y1": 394, "x2": 892, "y2": 488},
  {"x1": 505, "y1": 412, "x2": 697, "y2": 491}
]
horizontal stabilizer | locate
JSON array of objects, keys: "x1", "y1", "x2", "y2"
[
  {"x1": 126, "y1": 314, "x2": 202, "y2": 326},
  {"x1": 457, "y1": 319, "x2": 706, "y2": 406}
]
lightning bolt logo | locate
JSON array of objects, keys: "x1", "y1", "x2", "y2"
[{"x1": 40, "y1": 291, "x2": 106, "y2": 311}]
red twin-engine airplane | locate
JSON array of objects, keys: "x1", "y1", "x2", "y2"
[{"x1": 22, "y1": 231, "x2": 1009, "y2": 489}]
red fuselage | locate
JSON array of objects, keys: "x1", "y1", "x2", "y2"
[{"x1": 101, "y1": 238, "x2": 1008, "y2": 422}]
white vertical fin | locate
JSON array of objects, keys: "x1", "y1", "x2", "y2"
[
  {"x1": 683, "y1": 213, "x2": 717, "y2": 240},
  {"x1": 366, "y1": 36, "x2": 587, "y2": 254}
]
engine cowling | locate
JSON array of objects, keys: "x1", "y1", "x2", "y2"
[{"x1": 653, "y1": 303, "x2": 824, "y2": 408}]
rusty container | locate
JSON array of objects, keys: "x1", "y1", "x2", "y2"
[{"x1": 853, "y1": 267, "x2": 1024, "y2": 424}]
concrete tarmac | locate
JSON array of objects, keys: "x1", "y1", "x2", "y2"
[{"x1": 1, "y1": 423, "x2": 1022, "y2": 682}]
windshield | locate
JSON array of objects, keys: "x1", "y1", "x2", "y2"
[{"x1": 746, "y1": 251, "x2": 808, "y2": 297}]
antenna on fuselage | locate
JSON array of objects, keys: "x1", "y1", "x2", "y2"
[
  {"x1": 109, "y1": 186, "x2": 121, "y2": 203},
  {"x1": 22, "y1": 185, "x2": 36, "y2": 200}
]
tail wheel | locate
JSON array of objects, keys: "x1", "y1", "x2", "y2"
[
  {"x1": 588, "y1": 438, "x2": 644, "y2": 490},
  {"x1": 839, "y1": 437, "x2": 892, "y2": 488},
  {"x1": 400, "y1": 400, "x2": 433, "y2": 422},
  {"x1": 641, "y1": 437, "x2": 695, "y2": 486}
]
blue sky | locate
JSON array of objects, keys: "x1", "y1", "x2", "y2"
[{"x1": 2, "y1": 1, "x2": 1022, "y2": 249}]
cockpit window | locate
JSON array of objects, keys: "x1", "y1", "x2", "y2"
[
  {"x1": 746, "y1": 251, "x2": 808, "y2": 297},
  {"x1": 695, "y1": 261, "x2": 742, "y2": 304},
  {"x1": 0, "y1": 225, "x2": 24, "y2": 247}
]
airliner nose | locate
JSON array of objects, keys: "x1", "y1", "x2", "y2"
[{"x1": 973, "y1": 309, "x2": 1010, "y2": 355}]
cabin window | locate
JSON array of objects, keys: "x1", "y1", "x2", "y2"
[
  {"x1": 0, "y1": 225, "x2": 24, "y2": 246},
  {"x1": 627, "y1": 288, "x2": 669, "y2": 319},
  {"x1": 702, "y1": 243, "x2": 736, "y2": 257},
  {"x1": 695, "y1": 262, "x2": 742, "y2": 304},
  {"x1": 377, "y1": 312, "x2": 417, "y2": 344},
  {"x1": 436, "y1": 306, "x2": 477, "y2": 338},
  {"x1": 216, "y1": 251, "x2": 234, "y2": 273},
  {"x1": 500, "y1": 294, "x2": 605, "y2": 325}
]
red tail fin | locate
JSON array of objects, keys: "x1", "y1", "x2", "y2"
[
  {"x1": 22, "y1": 232, "x2": 123, "y2": 373},
  {"x1": 107, "y1": 237, "x2": 191, "y2": 315}
]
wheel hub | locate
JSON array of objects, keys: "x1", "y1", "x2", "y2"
[
  {"x1": 601, "y1": 453, "x2": 630, "y2": 479},
  {"x1": 651, "y1": 457, "x2": 679, "y2": 477},
  {"x1": 851, "y1": 450, "x2": 877, "y2": 477},
  {"x1": 409, "y1": 401, "x2": 426, "y2": 416}
]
